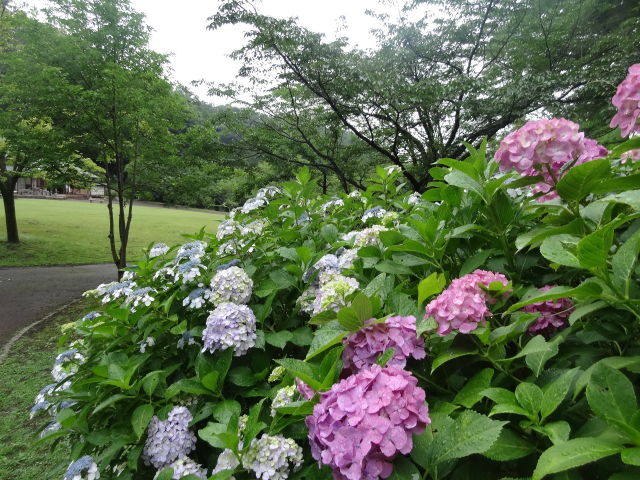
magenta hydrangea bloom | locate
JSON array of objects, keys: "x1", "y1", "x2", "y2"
[
  {"x1": 495, "y1": 119, "x2": 607, "y2": 201},
  {"x1": 523, "y1": 286, "x2": 573, "y2": 333},
  {"x1": 425, "y1": 269, "x2": 509, "y2": 335},
  {"x1": 306, "y1": 365, "x2": 430, "y2": 480},
  {"x1": 610, "y1": 64, "x2": 640, "y2": 137},
  {"x1": 342, "y1": 316, "x2": 426, "y2": 373},
  {"x1": 621, "y1": 149, "x2": 640, "y2": 164}
]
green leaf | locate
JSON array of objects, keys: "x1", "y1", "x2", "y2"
[
  {"x1": 350, "y1": 293, "x2": 373, "y2": 322},
  {"x1": 453, "y1": 368, "x2": 494, "y2": 408},
  {"x1": 265, "y1": 331, "x2": 293, "y2": 349},
  {"x1": 540, "y1": 234, "x2": 580, "y2": 268},
  {"x1": 459, "y1": 249, "x2": 496, "y2": 276},
  {"x1": 154, "y1": 468, "x2": 174, "y2": 480},
  {"x1": 375, "y1": 348, "x2": 396, "y2": 367},
  {"x1": 201, "y1": 371, "x2": 220, "y2": 391},
  {"x1": 388, "y1": 457, "x2": 420, "y2": 480},
  {"x1": 374, "y1": 260, "x2": 413, "y2": 275},
  {"x1": 592, "y1": 174, "x2": 640, "y2": 194},
  {"x1": 320, "y1": 224, "x2": 339, "y2": 243},
  {"x1": 568, "y1": 301, "x2": 607, "y2": 325},
  {"x1": 92, "y1": 394, "x2": 132, "y2": 414},
  {"x1": 444, "y1": 170, "x2": 484, "y2": 197},
  {"x1": 576, "y1": 216, "x2": 637, "y2": 270},
  {"x1": 337, "y1": 307, "x2": 363, "y2": 331},
  {"x1": 587, "y1": 363, "x2": 639, "y2": 440},
  {"x1": 275, "y1": 358, "x2": 324, "y2": 391},
  {"x1": 483, "y1": 428, "x2": 536, "y2": 461},
  {"x1": 306, "y1": 321, "x2": 348, "y2": 361},
  {"x1": 131, "y1": 404, "x2": 154, "y2": 439},
  {"x1": 612, "y1": 228, "x2": 640, "y2": 293},
  {"x1": 425, "y1": 411, "x2": 506, "y2": 466},
  {"x1": 621, "y1": 447, "x2": 640, "y2": 466},
  {"x1": 290, "y1": 327, "x2": 313, "y2": 346},
  {"x1": 418, "y1": 272, "x2": 446, "y2": 305},
  {"x1": 556, "y1": 159, "x2": 611, "y2": 202},
  {"x1": 541, "y1": 369, "x2": 579, "y2": 420},
  {"x1": 540, "y1": 421, "x2": 571, "y2": 445},
  {"x1": 228, "y1": 367, "x2": 257, "y2": 387},
  {"x1": 532, "y1": 437, "x2": 622, "y2": 480},
  {"x1": 165, "y1": 378, "x2": 211, "y2": 399},
  {"x1": 609, "y1": 136, "x2": 640, "y2": 158},
  {"x1": 212, "y1": 400, "x2": 241, "y2": 424},
  {"x1": 515, "y1": 383, "x2": 543, "y2": 417},
  {"x1": 431, "y1": 349, "x2": 477, "y2": 373}
]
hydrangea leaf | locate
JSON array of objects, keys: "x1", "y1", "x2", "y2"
[{"x1": 483, "y1": 428, "x2": 536, "y2": 461}]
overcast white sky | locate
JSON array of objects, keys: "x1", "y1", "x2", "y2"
[{"x1": 24, "y1": 0, "x2": 406, "y2": 104}]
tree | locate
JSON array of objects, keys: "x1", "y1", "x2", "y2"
[
  {"x1": 45, "y1": 0, "x2": 187, "y2": 275},
  {"x1": 209, "y1": 0, "x2": 640, "y2": 191},
  {"x1": 0, "y1": 8, "x2": 79, "y2": 243}
]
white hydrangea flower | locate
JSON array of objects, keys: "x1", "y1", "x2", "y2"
[
  {"x1": 211, "y1": 449, "x2": 240, "y2": 479},
  {"x1": 361, "y1": 206, "x2": 387, "y2": 223},
  {"x1": 209, "y1": 266, "x2": 253, "y2": 305},
  {"x1": 240, "y1": 197, "x2": 266, "y2": 214},
  {"x1": 256, "y1": 186, "x2": 281, "y2": 199},
  {"x1": 51, "y1": 349, "x2": 85, "y2": 382},
  {"x1": 296, "y1": 285, "x2": 319, "y2": 315},
  {"x1": 216, "y1": 219, "x2": 239, "y2": 240},
  {"x1": 139, "y1": 337, "x2": 155, "y2": 353},
  {"x1": 384, "y1": 164, "x2": 401, "y2": 175},
  {"x1": 95, "y1": 280, "x2": 135, "y2": 303},
  {"x1": 149, "y1": 243, "x2": 170, "y2": 258},
  {"x1": 126, "y1": 287, "x2": 156, "y2": 311},
  {"x1": 320, "y1": 197, "x2": 344, "y2": 213},
  {"x1": 271, "y1": 385, "x2": 297, "y2": 416},
  {"x1": 174, "y1": 260, "x2": 206, "y2": 284},
  {"x1": 407, "y1": 192, "x2": 422, "y2": 205},
  {"x1": 156, "y1": 456, "x2": 207, "y2": 480},
  {"x1": 240, "y1": 219, "x2": 267, "y2": 236},
  {"x1": 176, "y1": 241, "x2": 207, "y2": 262},
  {"x1": 242, "y1": 434, "x2": 303, "y2": 480},
  {"x1": 349, "y1": 225, "x2": 389, "y2": 248},
  {"x1": 41, "y1": 421, "x2": 61, "y2": 438},
  {"x1": 312, "y1": 274, "x2": 359, "y2": 315},
  {"x1": 182, "y1": 287, "x2": 210, "y2": 309}
]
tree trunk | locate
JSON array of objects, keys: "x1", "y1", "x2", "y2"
[{"x1": 0, "y1": 180, "x2": 19, "y2": 243}]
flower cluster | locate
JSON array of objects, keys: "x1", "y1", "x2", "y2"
[
  {"x1": 494, "y1": 119, "x2": 607, "y2": 199},
  {"x1": 202, "y1": 302, "x2": 257, "y2": 356},
  {"x1": 342, "y1": 316, "x2": 426, "y2": 373},
  {"x1": 176, "y1": 241, "x2": 207, "y2": 262},
  {"x1": 321, "y1": 197, "x2": 345, "y2": 213},
  {"x1": 161, "y1": 457, "x2": 208, "y2": 480},
  {"x1": 271, "y1": 385, "x2": 297, "y2": 416},
  {"x1": 52, "y1": 349, "x2": 85, "y2": 382},
  {"x1": 306, "y1": 365, "x2": 430, "y2": 480},
  {"x1": 242, "y1": 434, "x2": 303, "y2": 480},
  {"x1": 312, "y1": 274, "x2": 359, "y2": 315},
  {"x1": 126, "y1": 286, "x2": 156, "y2": 311},
  {"x1": 64, "y1": 455, "x2": 100, "y2": 480},
  {"x1": 610, "y1": 63, "x2": 640, "y2": 137},
  {"x1": 296, "y1": 378, "x2": 316, "y2": 400},
  {"x1": 406, "y1": 192, "x2": 422, "y2": 205},
  {"x1": 143, "y1": 406, "x2": 197, "y2": 469},
  {"x1": 149, "y1": 242, "x2": 170, "y2": 258},
  {"x1": 182, "y1": 287, "x2": 210, "y2": 309},
  {"x1": 209, "y1": 266, "x2": 253, "y2": 305},
  {"x1": 362, "y1": 206, "x2": 386, "y2": 223},
  {"x1": 211, "y1": 449, "x2": 240, "y2": 478},
  {"x1": 240, "y1": 196, "x2": 267, "y2": 214},
  {"x1": 344, "y1": 225, "x2": 389, "y2": 248},
  {"x1": 95, "y1": 280, "x2": 134, "y2": 303},
  {"x1": 426, "y1": 269, "x2": 510, "y2": 335},
  {"x1": 216, "y1": 219, "x2": 239, "y2": 240},
  {"x1": 524, "y1": 286, "x2": 573, "y2": 333}
]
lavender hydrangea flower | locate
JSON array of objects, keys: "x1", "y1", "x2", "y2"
[
  {"x1": 159, "y1": 456, "x2": 208, "y2": 480},
  {"x1": 242, "y1": 434, "x2": 303, "y2": 480},
  {"x1": 271, "y1": 385, "x2": 297, "y2": 416},
  {"x1": 362, "y1": 206, "x2": 386, "y2": 223},
  {"x1": 295, "y1": 378, "x2": 315, "y2": 401},
  {"x1": 425, "y1": 269, "x2": 510, "y2": 335},
  {"x1": 209, "y1": 266, "x2": 253, "y2": 305},
  {"x1": 524, "y1": 286, "x2": 573, "y2": 334},
  {"x1": 139, "y1": 336, "x2": 155, "y2": 353},
  {"x1": 294, "y1": 212, "x2": 310, "y2": 225},
  {"x1": 314, "y1": 254, "x2": 342, "y2": 275},
  {"x1": 203, "y1": 302, "x2": 257, "y2": 356},
  {"x1": 306, "y1": 365, "x2": 430, "y2": 480},
  {"x1": 30, "y1": 401, "x2": 51, "y2": 419},
  {"x1": 342, "y1": 316, "x2": 426, "y2": 373},
  {"x1": 312, "y1": 274, "x2": 359, "y2": 315},
  {"x1": 64, "y1": 455, "x2": 100, "y2": 480},
  {"x1": 143, "y1": 406, "x2": 197, "y2": 469},
  {"x1": 149, "y1": 243, "x2": 170, "y2": 258}
]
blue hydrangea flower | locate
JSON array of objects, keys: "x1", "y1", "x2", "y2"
[
  {"x1": 64, "y1": 455, "x2": 99, "y2": 480},
  {"x1": 242, "y1": 434, "x2": 303, "y2": 480},
  {"x1": 361, "y1": 206, "x2": 387, "y2": 223},
  {"x1": 294, "y1": 212, "x2": 310, "y2": 225},
  {"x1": 149, "y1": 242, "x2": 170, "y2": 258},
  {"x1": 176, "y1": 241, "x2": 207, "y2": 262}
]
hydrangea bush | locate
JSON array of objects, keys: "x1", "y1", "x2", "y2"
[{"x1": 37, "y1": 65, "x2": 640, "y2": 479}]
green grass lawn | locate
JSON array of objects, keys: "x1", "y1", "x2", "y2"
[
  {"x1": 0, "y1": 300, "x2": 94, "y2": 480},
  {"x1": 0, "y1": 199, "x2": 223, "y2": 266}
]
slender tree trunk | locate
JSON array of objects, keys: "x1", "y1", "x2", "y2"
[{"x1": 0, "y1": 179, "x2": 19, "y2": 243}]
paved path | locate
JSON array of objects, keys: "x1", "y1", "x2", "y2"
[{"x1": 0, "y1": 263, "x2": 116, "y2": 345}]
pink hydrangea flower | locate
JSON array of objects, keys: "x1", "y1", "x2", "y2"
[
  {"x1": 306, "y1": 365, "x2": 430, "y2": 480},
  {"x1": 523, "y1": 286, "x2": 573, "y2": 334},
  {"x1": 621, "y1": 149, "x2": 640, "y2": 164},
  {"x1": 425, "y1": 269, "x2": 509, "y2": 335},
  {"x1": 495, "y1": 119, "x2": 607, "y2": 201},
  {"x1": 610, "y1": 64, "x2": 640, "y2": 137},
  {"x1": 342, "y1": 316, "x2": 425, "y2": 373},
  {"x1": 296, "y1": 378, "x2": 316, "y2": 401}
]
